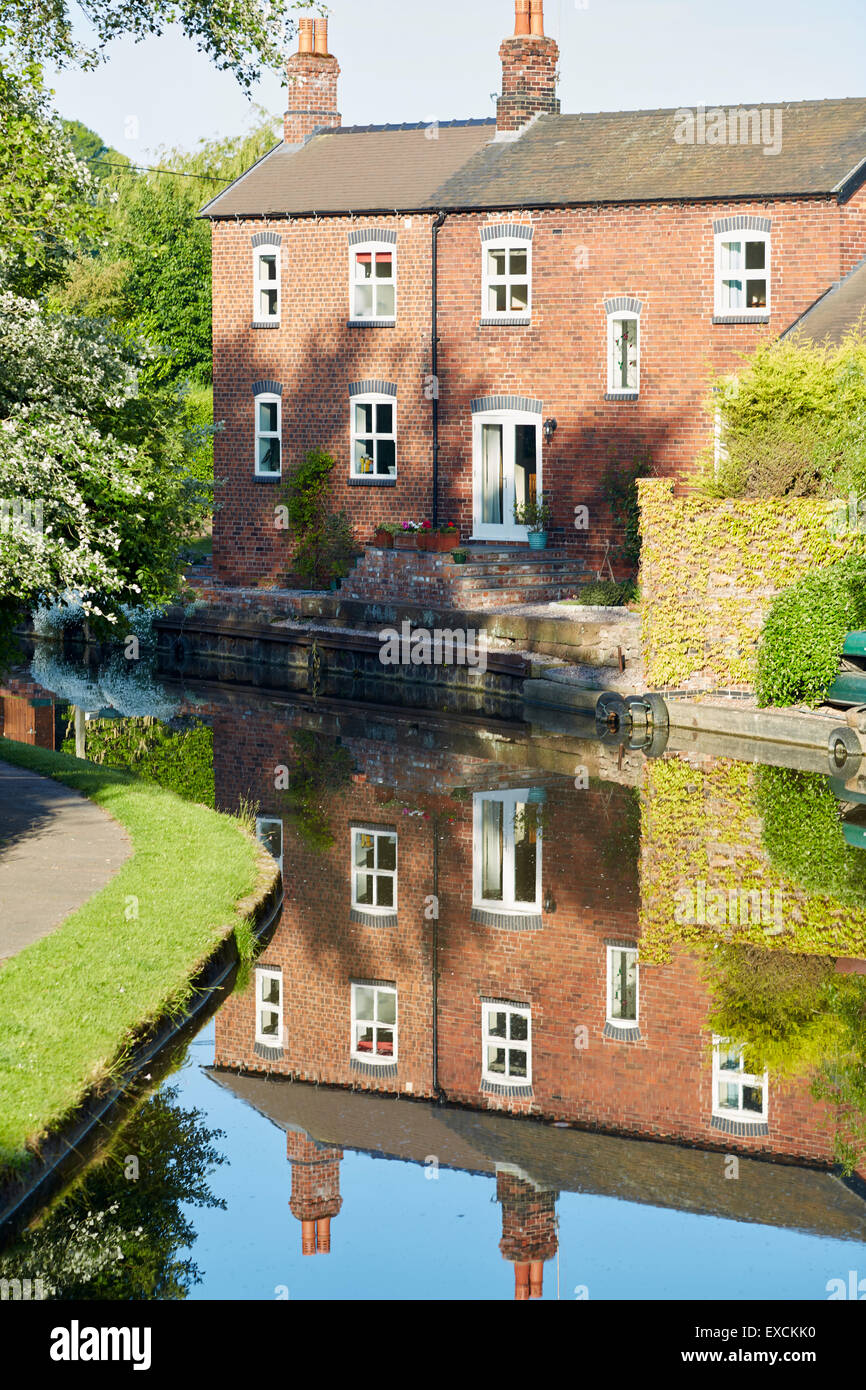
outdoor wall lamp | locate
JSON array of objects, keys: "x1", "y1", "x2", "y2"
[
  {"x1": 544, "y1": 418, "x2": 558, "y2": 444},
  {"x1": 544, "y1": 889, "x2": 556, "y2": 914}
]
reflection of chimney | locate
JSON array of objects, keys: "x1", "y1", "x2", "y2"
[
  {"x1": 284, "y1": 16, "x2": 342, "y2": 144},
  {"x1": 497, "y1": 0, "x2": 560, "y2": 135},
  {"x1": 497, "y1": 1171, "x2": 558, "y2": 1300},
  {"x1": 287, "y1": 1133, "x2": 343, "y2": 1256}
]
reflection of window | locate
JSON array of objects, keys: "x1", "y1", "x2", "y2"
[
  {"x1": 256, "y1": 968, "x2": 283, "y2": 1046},
  {"x1": 482, "y1": 1000, "x2": 531, "y2": 1084},
  {"x1": 253, "y1": 244, "x2": 280, "y2": 323},
  {"x1": 256, "y1": 816, "x2": 283, "y2": 874},
  {"x1": 351, "y1": 244, "x2": 396, "y2": 322},
  {"x1": 606, "y1": 945, "x2": 638, "y2": 1025},
  {"x1": 607, "y1": 313, "x2": 639, "y2": 394},
  {"x1": 351, "y1": 981, "x2": 397, "y2": 1061},
  {"x1": 351, "y1": 396, "x2": 397, "y2": 478},
  {"x1": 473, "y1": 790, "x2": 541, "y2": 912},
  {"x1": 712, "y1": 1037, "x2": 768, "y2": 1120},
  {"x1": 715, "y1": 233, "x2": 770, "y2": 317},
  {"x1": 351, "y1": 826, "x2": 397, "y2": 911},
  {"x1": 483, "y1": 240, "x2": 532, "y2": 319},
  {"x1": 254, "y1": 393, "x2": 281, "y2": 477}
]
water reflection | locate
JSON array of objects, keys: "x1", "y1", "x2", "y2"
[{"x1": 2, "y1": 649, "x2": 866, "y2": 1300}]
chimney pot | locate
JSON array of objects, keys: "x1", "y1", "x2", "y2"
[
  {"x1": 314, "y1": 17, "x2": 328, "y2": 55},
  {"x1": 298, "y1": 17, "x2": 314, "y2": 53},
  {"x1": 317, "y1": 1217, "x2": 332, "y2": 1253},
  {"x1": 530, "y1": 0, "x2": 545, "y2": 35},
  {"x1": 301, "y1": 1220, "x2": 317, "y2": 1257},
  {"x1": 514, "y1": 0, "x2": 531, "y2": 34}
]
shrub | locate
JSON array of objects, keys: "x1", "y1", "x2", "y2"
[
  {"x1": 561, "y1": 579, "x2": 637, "y2": 607},
  {"x1": 601, "y1": 447, "x2": 655, "y2": 570},
  {"x1": 756, "y1": 554, "x2": 866, "y2": 707},
  {"x1": 282, "y1": 449, "x2": 356, "y2": 588},
  {"x1": 755, "y1": 764, "x2": 866, "y2": 910}
]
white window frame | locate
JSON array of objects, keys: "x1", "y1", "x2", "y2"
[
  {"x1": 606, "y1": 944, "x2": 639, "y2": 1027},
  {"x1": 714, "y1": 230, "x2": 771, "y2": 318},
  {"x1": 256, "y1": 815, "x2": 283, "y2": 875},
  {"x1": 351, "y1": 981, "x2": 398, "y2": 1064},
  {"x1": 481, "y1": 1000, "x2": 532, "y2": 1086},
  {"x1": 482, "y1": 238, "x2": 532, "y2": 321},
  {"x1": 254, "y1": 392, "x2": 282, "y2": 479},
  {"x1": 472, "y1": 789, "x2": 542, "y2": 913},
  {"x1": 252, "y1": 243, "x2": 281, "y2": 325},
  {"x1": 350, "y1": 393, "x2": 397, "y2": 480},
  {"x1": 349, "y1": 241, "x2": 397, "y2": 323},
  {"x1": 255, "y1": 967, "x2": 284, "y2": 1047},
  {"x1": 350, "y1": 825, "x2": 398, "y2": 913},
  {"x1": 712, "y1": 1036, "x2": 768, "y2": 1121},
  {"x1": 607, "y1": 312, "x2": 640, "y2": 395}
]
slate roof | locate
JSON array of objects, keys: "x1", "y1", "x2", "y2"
[
  {"x1": 783, "y1": 255, "x2": 866, "y2": 345},
  {"x1": 201, "y1": 98, "x2": 866, "y2": 220},
  {"x1": 207, "y1": 1068, "x2": 866, "y2": 1241}
]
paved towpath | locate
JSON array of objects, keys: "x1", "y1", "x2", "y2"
[{"x1": 0, "y1": 759, "x2": 131, "y2": 961}]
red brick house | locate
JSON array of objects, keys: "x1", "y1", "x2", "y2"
[{"x1": 202, "y1": 0, "x2": 866, "y2": 586}]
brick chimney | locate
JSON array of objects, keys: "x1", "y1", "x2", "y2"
[
  {"x1": 497, "y1": 1170, "x2": 559, "y2": 1300},
  {"x1": 284, "y1": 16, "x2": 341, "y2": 144},
  {"x1": 497, "y1": 0, "x2": 560, "y2": 134},
  {"x1": 287, "y1": 1132, "x2": 343, "y2": 1255}
]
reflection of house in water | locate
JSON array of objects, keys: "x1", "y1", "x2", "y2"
[{"x1": 204, "y1": 701, "x2": 866, "y2": 1295}]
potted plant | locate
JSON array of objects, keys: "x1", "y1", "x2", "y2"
[
  {"x1": 395, "y1": 521, "x2": 425, "y2": 549},
  {"x1": 514, "y1": 492, "x2": 553, "y2": 550},
  {"x1": 451, "y1": 548, "x2": 468, "y2": 566},
  {"x1": 373, "y1": 522, "x2": 398, "y2": 549},
  {"x1": 423, "y1": 521, "x2": 461, "y2": 552}
]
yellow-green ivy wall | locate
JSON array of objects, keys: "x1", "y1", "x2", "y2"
[{"x1": 638, "y1": 479, "x2": 865, "y2": 691}]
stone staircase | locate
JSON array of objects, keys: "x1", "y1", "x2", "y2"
[{"x1": 341, "y1": 544, "x2": 592, "y2": 610}]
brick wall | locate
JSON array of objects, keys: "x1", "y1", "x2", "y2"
[{"x1": 212, "y1": 191, "x2": 858, "y2": 588}]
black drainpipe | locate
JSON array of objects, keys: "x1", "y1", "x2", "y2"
[
  {"x1": 431, "y1": 211, "x2": 447, "y2": 527},
  {"x1": 432, "y1": 815, "x2": 446, "y2": 1104}
]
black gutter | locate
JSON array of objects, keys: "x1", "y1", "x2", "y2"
[{"x1": 431, "y1": 210, "x2": 447, "y2": 527}]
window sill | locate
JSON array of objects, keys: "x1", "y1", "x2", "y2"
[
  {"x1": 713, "y1": 315, "x2": 770, "y2": 325},
  {"x1": 471, "y1": 907, "x2": 542, "y2": 932},
  {"x1": 348, "y1": 319, "x2": 396, "y2": 328},
  {"x1": 350, "y1": 907, "x2": 398, "y2": 928},
  {"x1": 710, "y1": 1114, "x2": 769, "y2": 1136},
  {"x1": 480, "y1": 316, "x2": 532, "y2": 327},
  {"x1": 254, "y1": 474, "x2": 282, "y2": 483},
  {"x1": 348, "y1": 475, "x2": 397, "y2": 486},
  {"x1": 603, "y1": 1021, "x2": 642, "y2": 1042},
  {"x1": 251, "y1": 321, "x2": 280, "y2": 330},
  {"x1": 605, "y1": 392, "x2": 640, "y2": 402},
  {"x1": 350, "y1": 1057, "x2": 398, "y2": 1079},
  {"x1": 481, "y1": 1079, "x2": 534, "y2": 1098}
]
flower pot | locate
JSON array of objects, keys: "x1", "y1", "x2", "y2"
[
  {"x1": 422, "y1": 531, "x2": 459, "y2": 552},
  {"x1": 528, "y1": 531, "x2": 549, "y2": 550},
  {"x1": 395, "y1": 532, "x2": 423, "y2": 549},
  {"x1": 373, "y1": 528, "x2": 394, "y2": 549},
  {"x1": 452, "y1": 551, "x2": 468, "y2": 566}
]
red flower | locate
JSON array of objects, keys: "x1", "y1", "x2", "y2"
[{"x1": 422, "y1": 520, "x2": 432, "y2": 530}]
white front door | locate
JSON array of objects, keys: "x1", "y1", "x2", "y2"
[{"x1": 472, "y1": 413, "x2": 542, "y2": 541}]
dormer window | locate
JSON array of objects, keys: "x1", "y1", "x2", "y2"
[
  {"x1": 350, "y1": 241, "x2": 396, "y2": 323},
  {"x1": 253, "y1": 242, "x2": 281, "y2": 325}
]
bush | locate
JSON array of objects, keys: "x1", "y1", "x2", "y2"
[
  {"x1": 755, "y1": 763, "x2": 866, "y2": 910},
  {"x1": 601, "y1": 447, "x2": 655, "y2": 570},
  {"x1": 756, "y1": 554, "x2": 866, "y2": 706},
  {"x1": 561, "y1": 579, "x2": 637, "y2": 607},
  {"x1": 705, "y1": 330, "x2": 866, "y2": 499},
  {"x1": 282, "y1": 449, "x2": 356, "y2": 588}
]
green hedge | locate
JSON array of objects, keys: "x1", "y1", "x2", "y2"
[{"x1": 756, "y1": 555, "x2": 866, "y2": 707}]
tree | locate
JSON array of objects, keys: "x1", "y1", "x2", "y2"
[
  {"x1": 0, "y1": 43, "x2": 102, "y2": 295},
  {"x1": 0, "y1": 293, "x2": 213, "y2": 622},
  {"x1": 1, "y1": 0, "x2": 321, "y2": 91}
]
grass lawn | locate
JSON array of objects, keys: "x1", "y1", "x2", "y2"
[{"x1": 0, "y1": 740, "x2": 267, "y2": 1173}]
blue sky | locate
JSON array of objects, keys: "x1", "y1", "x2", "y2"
[{"x1": 46, "y1": 0, "x2": 866, "y2": 160}]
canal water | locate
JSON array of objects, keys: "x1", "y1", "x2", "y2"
[{"x1": 1, "y1": 648, "x2": 866, "y2": 1301}]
